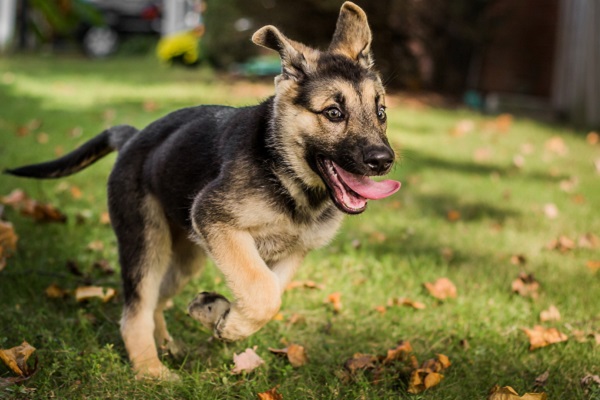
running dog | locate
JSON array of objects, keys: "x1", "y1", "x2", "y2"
[{"x1": 5, "y1": 2, "x2": 401, "y2": 379}]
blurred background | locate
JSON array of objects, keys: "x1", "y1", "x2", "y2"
[{"x1": 0, "y1": 0, "x2": 598, "y2": 129}]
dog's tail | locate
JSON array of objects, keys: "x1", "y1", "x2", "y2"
[{"x1": 4, "y1": 125, "x2": 138, "y2": 179}]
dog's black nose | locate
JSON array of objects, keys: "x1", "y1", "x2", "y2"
[{"x1": 363, "y1": 146, "x2": 394, "y2": 174}]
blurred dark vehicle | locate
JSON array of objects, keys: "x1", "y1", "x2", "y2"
[{"x1": 78, "y1": 0, "x2": 161, "y2": 58}]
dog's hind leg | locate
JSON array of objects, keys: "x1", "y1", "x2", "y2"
[
  {"x1": 155, "y1": 232, "x2": 206, "y2": 353},
  {"x1": 111, "y1": 194, "x2": 177, "y2": 380}
]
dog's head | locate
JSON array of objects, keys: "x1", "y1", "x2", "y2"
[{"x1": 253, "y1": 1, "x2": 400, "y2": 214}]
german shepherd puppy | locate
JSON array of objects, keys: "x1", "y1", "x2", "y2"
[{"x1": 5, "y1": 2, "x2": 400, "y2": 379}]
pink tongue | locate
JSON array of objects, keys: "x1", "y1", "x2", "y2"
[{"x1": 333, "y1": 162, "x2": 401, "y2": 200}]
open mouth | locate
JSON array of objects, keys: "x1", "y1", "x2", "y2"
[{"x1": 316, "y1": 157, "x2": 401, "y2": 214}]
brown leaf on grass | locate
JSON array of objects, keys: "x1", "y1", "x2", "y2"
[
  {"x1": 325, "y1": 292, "x2": 342, "y2": 313},
  {"x1": 488, "y1": 385, "x2": 547, "y2": 400},
  {"x1": 69, "y1": 186, "x2": 82, "y2": 199},
  {"x1": 388, "y1": 297, "x2": 426, "y2": 310},
  {"x1": 522, "y1": 326, "x2": 568, "y2": 351},
  {"x1": 344, "y1": 353, "x2": 377, "y2": 373},
  {"x1": 374, "y1": 305, "x2": 386, "y2": 314},
  {"x1": 382, "y1": 341, "x2": 413, "y2": 364},
  {"x1": 36, "y1": 132, "x2": 49, "y2": 144},
  {"x1": 87, "y1": 240, "x2": 104, "y2": 252},
  {"x1": 45, "y1": 283, "x2": 69, "y2": 299},
  {"x1": 581, "y1": 374, "x2": 600, "y2": 387},
  {"x1": 0, "y1": 341, "x2": 37, "y2": 377},
  {"x1": 74, "y1": 286, "x2": 116, "y2": 303},
  {"x1": 473, "y1": 147, "x2": 492, "y2": 163},
  {"x1": 285, "y1": 280, "x2": 324, "y2": 291},
  {"x1": 535, "y1": 370, "x2": 549, "y2": 387},
  {"x1": 268, "y1": 343, "x2": 308, "y2": 367},
  {"x1": 1, "y1": 189, "x2": 66, "y2": 223},
  {"x1": 446, "y1": 210, "x2": 461, "y2": 222},
  {"x1": 539, "y1": 305, "x2": 561, "y2": 322},
  {"x1": 93, "y1": 259, "x2": 115, "y2": 275},
  {"x1": 407, "y1": 369, "x2": 444, "y2": 394},
  {"x1": 544, "y1": 136, "x2": 568, "y2": 156},
  {"x1": 559, "y1": 176, "x2": 578, "y2": 192},
  {"x1": 258, "y1": 386, "x2": 283, "y2": 400},
  {"x1": 543, "y1": 203, "x2": 559, "y2": 219},
  {"x1": 546, "y1": 236, "x2": 576, "y2": 252},
  {"x1": 511, "y1": 273, "x2": 540, "y2": 299},
  {"x1": 578, "y1": 233, "x2": 600, "y2": 249},
  {"x1": 587, "y1": 261, "x2": 600, "y2": 273},
  {"x1": 99, "y1": 212, "x2": 111, "y2": 225},
  {"x1": 449, "y1": 119, "x2": 475, "y2": 137},
  {"x1": 0, "y1": 220, "x2": 18, "y2": 271},
  {"x1": 587, "y1": 131, "x2": 599, "y2": 145},
  {"x1": 231, "y1": 347, "x2": 264, "y2": 375},
  {"x1": 424, "y1": 277, "x2": 457, "y2": 300},
  {"x1": 510, "y1": 254, "x2": 527, "y2": 266}
]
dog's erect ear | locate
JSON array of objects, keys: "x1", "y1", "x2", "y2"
[
  {"x1": 252, "y1": 25, "x2": 315, "y2": 81},
  {"x1": 328, "y1": 2, "x2": 373, "y2": 68}
]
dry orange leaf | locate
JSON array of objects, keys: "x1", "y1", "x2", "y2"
[
  {"x1": 544, "y1": 136, "x2": 568, "y2": 156},
  {"x1": 578, "y1": 233, "x2": 600, "y2": 249},
  {"x1": 1, "y1": 189, "x2": 66, "y2": 223},
  {"x1": 424, "y1": 277, "x2": 457, "y2": 300},
  {"x1": 87, "y1": 240, "x2": 104, "y2": 252},
  {"x1": 0, "y1": 341, "x2": 36, "y2": 377},
  {"x1": 374, "y1": 305, "x2": 386, "y2": 314},
  {"x1": 269, "y1": 343, "x2": 308, "y2": 367},
  {"x1": 511, "y1": 273, "x2": 540, "y2": 299},
  {"x1": 407, "y1": 369, "x2": 444, "y2": 394},
  {"x1": 45, "y1": 283, "x2": 69, "y2": 299},
  {"x1": 325, "y1": 292, "x2": 342, "y2": 313},
  {"x1": 546, "y1": 236, "x2": 576, "y2": 252},
  {"x1": 231, "y1": 346, "x2": 264, "y2": 375},
  {"x1": 446, "y1": 210, "x2": 461, "y2": 222},
  {"x1": 488, "y1": 385, "x2": 547, "y2": 400},
  {"x1": 0, "y1": 220, "x2": 18, "y2": 271},
  {"x1": 510, "y1": 254, "x2": 527, "y2": 266},
  {"x1": 74, "y1": 286, "x2": 116, "y2": 303},
  {"x1": 392, "y1": 297, "x2": 426, "y2": 310},
  {"x1": 69, "y1": 186, "x2": 82, "y2": 199},
  {"x1": 382, "y1": 341, "x2": 413, "y2": 364},
  {"x1": 522, "y1": 326, "x2": 568, "y2": 351},
  {"x1": 587, "y1": 260, "x2": 600, "y2": 273},
  {"x1": 99, "y1": 212, "x2": 111, "y2": 225},
  {"x1": 586, "y1": 131, "x2": 599, "y2": 145},
  {"x1": 258, "y1": 386, "x2": 283, "y2": 400},
  {"x1": 539, "y1": 305, "x2": 561, "y2": 322},
  {"x1": 344, "y1": 353, "x2": 377, "y2": 374}
]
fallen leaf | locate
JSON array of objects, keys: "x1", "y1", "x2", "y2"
[
  {"x1": 87, "y1": 240, "x2": 104, "y2": 252},
  {"x1": 522, "y1": 326, "x2": 568, "y2": 350},
  {"x1": 510, "y1": 254, "x2": 527, "y2": 266},
  {"x1": 540, "y1": 305, "x2": 560, "y2": 322},
  {"x1": 45, "y1": 283, "x2": 68, "y2": 299},
  {"x1": 382, "y1": 341, "x2": 413, "y2": 364},
  {"x1": 511, "y1": 273, "x2": 540, "y2": 299},
  {"x1": 546, "y1": 236, "x2": 576, "y2": 252},
  {"x1": 143, "y1": 100, "x2": 158, "y2": 112},
  {"x1": 544, "y1": 136, "x2": 568, "y2": 156},
  {"x1": 446, "y1": 210, "x2": 461, "y2": 222},
  {"x1": 587, "y1": 131, "x2": 599, "y2": 145},
  {"x1": 272, "y1": 313, "x2": 284, "y2": 321},
  {"x1": 535, "y1": 370, "x2": 549, "y2": 387},
  {"x1": 578, "y1": 233, "x2": 600, "y2": 249},
  {"x1": 512, "y1": 154, "x2": 525, "y2": 169},
  {"x1": 344, "y1": 353, "x2": 377, "y2": 373},
  {"x1": 388, "y1": 297, "x2": 426, "y2": 310},
  {"x1": 269, "y1": 343, "x2": 308, "y2": 367},
  {"x1": 424, "y1": 277, "x2": 457, "y2": 300},
  {"x1": 100, "y1": 212, "x2": 111, "y2": 225},
  {"x1": 285, "y1": 280, "x2": 324, "y2": 291},
  {"x1": 68, "y1": 126, "x2": 83, "y2": 138},
  {"x1": 0, "y1": 341, "x2": 37, "y2": 377},
  {"x1": 449, "y1": 119, "x2": 475, "y2": 137},
  {"x1": 258, "y1": 386, "x2": 283, "y2": 400},
  {"x1": 543, "y1": 203, "x2": 559, "y2": 219},
  {"x1": 325, "y1": 292, "x2": 342, "y2": 313},
  {"x1": 36, "y1": 132, "x2": 49, "y2": 144},
  {"x1": 1, "y1": 189, "x2": 66, "y2": 223},
  {"x1": 581, "y1": 374, "x2": 600, "y2": 387},
  {"x1": 93, "y1": 259, "x2": 115, "y2": 275},
  {"x1": 74, "y1": 286, "x2": 116, "y2": 302},
  {"x1": 374, "y1": 305, "x2": 386, "y2": 314},
  {"x1": 474, "y1": 147, "x2": 492, "y2": 163},
  {"x1": 69, "y1": 186, "x2": 82, "y2": 199},
  {"x1": 0, "y1": 220, "x2": 18, "y2": 271},
  {"x1": 231, "y1": 347, "x2": 264, "y2": 374},
  {"x1": 559, "y1": 176, "x2": 578, "y2": 192},
  {"x1": 407, "y1": 369, "x2": 444, "y2": 394},
  {"x1": 587, "y1": 260, "x2": 600, "y2": 273},
  {"x1": 495, "y1": 113, "x2": 513, "y2": 133},
  {"x1": 488, "y1": 385, "x2": 547, "y2": 400}
]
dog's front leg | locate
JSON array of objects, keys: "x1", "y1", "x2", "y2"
[{"x1": 191, "y1": 225, "x2": 282, "y2": 341}]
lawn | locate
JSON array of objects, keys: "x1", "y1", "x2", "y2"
[{"x1": 0, "y1": 55, "x2": 599, "y2": 400}]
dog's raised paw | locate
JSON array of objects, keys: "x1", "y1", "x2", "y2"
[{"x1": 187, "y1": 291, "x2": 231, "y2": 331}]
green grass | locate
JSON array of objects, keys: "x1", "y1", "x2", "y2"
[{"x1": 1, "y1": 55, "x2": 599, "y2": 400}]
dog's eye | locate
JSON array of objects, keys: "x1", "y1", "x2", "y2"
[
  {"x1": 323, "y1": 107, "x2": 344, "y2": 122},
  {"x1": 377, "y1": 106, "x2": 387, "y2": 122}
]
